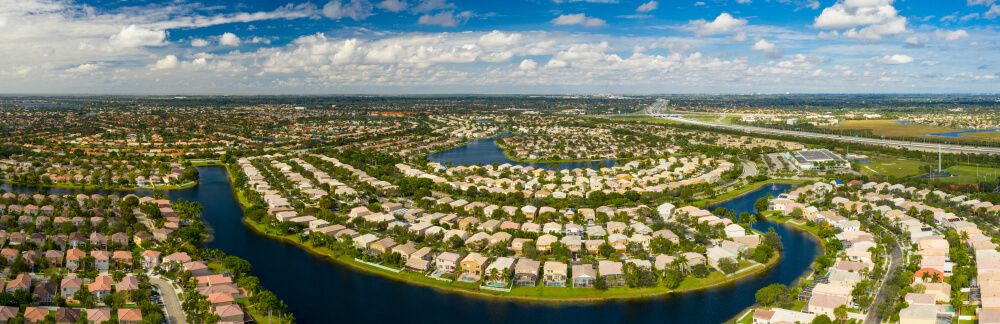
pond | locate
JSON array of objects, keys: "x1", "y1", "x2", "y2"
[
  {"x1": 428, "y1": 133, "x2": 620, "y2": 171},
  {"x1": 1, "y1": 171, "x2": 821, "y2": 324}
]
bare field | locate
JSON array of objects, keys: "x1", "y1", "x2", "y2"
[{"x1": 823, "y1": 120, "x2": 965, "y2": 138}]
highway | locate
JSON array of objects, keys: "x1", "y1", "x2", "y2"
[{"x1": 652, "y1": 114, "x2": 1000, "y2": 155}]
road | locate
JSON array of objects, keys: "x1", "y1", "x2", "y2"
[
  {"x1": 653, "y1": 115, "x2": 1000, "y2": 155},
  {"x1": 864, "y1": 241, "x2": 902, "y2": 324},
  {"x1": 741, "y1": 160, "x2": 758, "y2": 178},
  {"x1": 149, "y1": 276, "x2": 187, "y2": 324}
]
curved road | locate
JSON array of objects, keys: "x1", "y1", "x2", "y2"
[
  {"x1": 655, "y1": 115, "x2": 1000, "y2": 155},
  {"x1": 149, "y1": 276, "x2": 187, "y2": 324}
]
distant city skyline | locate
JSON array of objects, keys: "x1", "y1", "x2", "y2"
[{"x1": 0, "y1": 0, "x2": 998, "y2": 94}]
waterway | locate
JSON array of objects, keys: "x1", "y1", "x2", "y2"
[
  {"x1": 428, "y1": 133, "x2": 620, "y2": 170},
  {"x1": 1, "y1": 171, "x2": 821, "y2": 324},
  {"x1": 893, "y1": 120, "x2": 999, "y2": 138}
]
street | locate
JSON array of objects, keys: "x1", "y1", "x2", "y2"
[
  {"x1": 864, "y1": 241, "x2": 903, "y2": 324},
  {"x1": 149, "y1": 276, "x2": 187, "y2": 324}
]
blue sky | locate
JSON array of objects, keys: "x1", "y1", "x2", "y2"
[{"x1": 0, "y1": 0, "x2": 997, "y2": 94}]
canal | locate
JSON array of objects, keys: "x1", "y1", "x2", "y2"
[{"x1": 2, "y1": 168, "x2": 821, "y2": 323}]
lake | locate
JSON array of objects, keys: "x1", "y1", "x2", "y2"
[
  {"x1": 428, "y1": 133, "x2": 620, "y2": 170},
  {"x1": 1, "y1": 172, "x2": 819, "y2": 324}
]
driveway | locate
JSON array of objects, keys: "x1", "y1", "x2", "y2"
[
  {"x1": 149, "y1": 276, "x2": 187, "y2": 324},
  {"x1": 864, "y1": 241, "x2": 902, "y2": 324}
]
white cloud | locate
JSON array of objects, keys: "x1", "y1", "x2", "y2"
[
  {"x1": 872, "y1": 54, "x2": 913, "y2": 64},
  {"x1": 968, "y1": 0, "x2": 997, "y2": 5},
  {"x1": 191, "y1": 38, "x2": 210, "y2": 47},
  {"x1": 552, "y1": 13, "x2": 607, "y2": 27},
  {"x1": 412, "y1": 0, "x2": 456, "y2": 13},
  {"x1": 813, "y1": 0, "x2": 908, "y2": 40},
  {"x1": 988, "y1": 4, "x2": 1000, "y2": 18},
  {"x1": 751, "y1": 39, "x2": 783, "y2": 58},
  {"x1": 730, "y1": 32, "x2": 748, "y2": 41},
  {"x1": 545, "y1": 59, "x2": 568, "y2": 68},
  {"x1": 817, "y1": 31, "x2": 839, "y2": 39},
  {"x1": 736, "y1": 0, "x2": 752, "y2": 3},
  {"x1": 66, "y1": 63, "x2": 99, "y2": 73},
  {"x1": 904, "y1": 36, "x2": 919, "y2": 45},
  {"x1": 377, "y1": 0, "x2": 408, "y2": 12},
  {"x1": 322, "y1": 0, "x2": 374, "y2": 21},
  {"x1": 934, "y1": 29, "x2": 969, "y2": 41},
  {"x1": 0, "y1": 16, "x2": 6, "y2": 28},
  {"x1": 921, "y1": 61, "x2": 940, "y2": 66},
  {"x1": 689, "y1": 13, "x2": 747, "y2": 36},
  {"x1": 636, "y1": 1, "x2": 658, "y2": 12},
  {"x1": 219, "y1": 33, "x2": 241, "y2": 46},
  {"x1": 248, "y1": 37, "x2": 272, "y2": 44},
  {"x1": 519, "y1": 59, "x2": 538, "y2": 70},
  {"x1": 109, "y1": 25, "x2": 167, "y2": 48},
  {"x1": 751, "y1": 39, "x2": 775, "y2": 51},
  {"x1": 418, "y1": 11, "x2": 472, "y2": 27},
  {"x1": 153, "y1": 55, "x2": 179, "y2": 70},
  {"x1": 478, "y1": 31, "x2": 522, "y2": 48}
]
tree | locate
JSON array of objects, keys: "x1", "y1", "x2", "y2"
[
  {"x1": 718, "y1": 257, "x2": 738, "y2": 274},
  {"x1": 833, "y1": 304, "x2": 848, "y2": 323},
  {"x1": 755, "y1": 283, "x2": 788, "y2": 306},
  {"x1": 811, "y1": 314, "x2": 834, "y2": 324},
  {"x1": 754, "y1": 197, "x2": 769, "y2": 213},
  {"x1": 223, "y1": 256, "x2": 252, "y2": 279}
]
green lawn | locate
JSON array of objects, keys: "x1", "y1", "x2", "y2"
[
  {"x1": 690, "y1": 179, "x2": 808, "y2": 207},
  {"x1": 937, "y1": 165, "x2": 1000, "y2": 184},
  {"x1": 860, "y1": 157, "x2": 933, "y2": 178},
  {"x1": 823, "y1": 120, "x2": 965, "y2": 138}
]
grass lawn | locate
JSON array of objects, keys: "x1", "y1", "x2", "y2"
[
  {"x1": 207, "y1": 261, "x2": 227, "y2": 274},
  {"x1": 960, "y1": 131, "x2": 1000, "y2": 140},
  {"x1": 690, "y1": 179, "x2": 808, "y2": 208},
  {"x1": 860, "y1": 157, "x2": 933, "y2": 178},
  {"x1": 936, "y1": 165, "x2": 1000, "y2": 184},
  {"x1": 822, "y1": 120, "x2": 965, "y2": 138}
]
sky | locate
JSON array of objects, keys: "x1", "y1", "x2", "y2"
[{"x1": 0, "y1": 0, "x2": 998, "y2": 94}]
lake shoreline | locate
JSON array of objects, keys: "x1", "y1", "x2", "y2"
[{"x1": 222, "y1": 164, "x2": 795, "y2": 303}]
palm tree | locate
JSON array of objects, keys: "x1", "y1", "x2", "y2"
[
  {"x1": 921, "y1": 271, "x2": 931, "y2": 283},
  {"x1": 676, "y1": 255, "x2": 689, "y2": 276},
  {"x1": 931, "y1": 272, "x2": 941, "y2": 283},
  {"x1": 834, "y1": 305, "x2": 848, "y2": 324},
  {"x1": 489, "y1": 268, "x2": 499, "y2": 284},
  {"x1": 747, "y1": 214, "x2": 757, "y2": 231},
  {"x1": 960, "y1": 231, "x2": 970, "y2": 246}
]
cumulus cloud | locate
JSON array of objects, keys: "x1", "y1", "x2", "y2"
[
  {"x1": 377, "y1": 0, "x2": 408, "y2": 12},
  {"x1": 322, "y1": 0, "x2": 374, "y2": 21},
  {"x1": 552, "y1": 13, "x2": 607, "y2": 27},
  {"x1": 636, "y1": 1, "x2": 658, "y2": 12},
  {"x1": 905, "y1": 36, "x2": 919, "y2": 45},
  {"x1": 66, "y1": 63, "x2": 99, "y2": 73},
  {"x1": 109, "y1": 25, "x2": 167, "y2": 48},
  {"x1": 417, "y1": 11, "x2": 473, "y2": 26},
  {"x1": 689, "y1": 13, "x2": 747, "y2": 36},
  {"x1": 412, "y1": 0, "x2": 456, "y2": 13},
  {"x1": 751, "y1": 39, "x2": 783, "y2": 58},
  {"x1": 934, "y1": 29, "x2": 969, "y2": 41},
  {"x1": 153, "y1": 55, "x2": 179, "y2": 70},
  {"x1": 921, "y1": 61, "x2": 940, "y2": 66},
  {"x1": 872, "y1": 54, "x2": 913, "y2": 64},
  {"x1": 519, "y1": 59, "x2": 538, "y2": 70},
  {"x1": 478, "y1": 31, "x2": 522, "y2": 48},
  {"x1": 191, "y1": 38, "x2": 210, "y2": 47},
  {"x1": 813, "y1": 0, "x2": 908, "y2": 40},
  {"x1": 219, "y1": 33, "x2": 241, "y2": 46}
]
